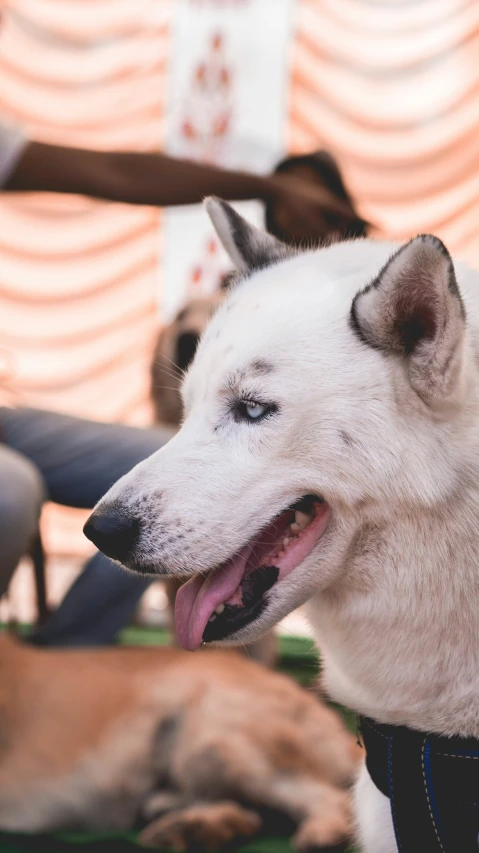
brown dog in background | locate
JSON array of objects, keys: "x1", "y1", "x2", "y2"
[
  {"x1": 151, "y1": 292, "x2": 224, "y2": 427},
  {"x1": 0, "y1": 632, "x2": 360, "y2": 851}
]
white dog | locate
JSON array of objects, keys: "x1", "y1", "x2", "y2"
[{"x1": 85, "y1": 198, "x2": 479, "y2": 853}]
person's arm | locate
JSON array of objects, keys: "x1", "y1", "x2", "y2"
[
  {"x1": 4, "y1": 141, "x2": 278, "y2": 206},
  {"x1": 4, "y1": 140, "x2": 354, "y2": 222}
]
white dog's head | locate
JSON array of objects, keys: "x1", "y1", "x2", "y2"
[{"x1": 85, "y1": 199, "x2": 472, "y2": 651}]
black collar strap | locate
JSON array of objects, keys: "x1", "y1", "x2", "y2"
[{"x1": 360, "y1": 716, "x2": 479, "y2": 852}]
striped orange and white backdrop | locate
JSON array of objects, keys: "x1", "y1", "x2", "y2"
[
  {"x1": 290, "y1": 0, "x2": 479, "y2": 260},
  {"x1": 0, "y1": 0, "x2": 171, "y2": 558},
  {"x1": 0, "y1": 0, "x2": 170, "y2": 425},
  {"x1": 0, "y1": 0, "x2": 478, "y2": 561}
]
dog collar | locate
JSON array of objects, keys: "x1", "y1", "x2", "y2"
[{"x1": 360, "y1": 715, "x2": 479, "y2": 852}]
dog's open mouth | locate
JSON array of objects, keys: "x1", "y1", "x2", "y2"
[{"x1": 175, "y1": 495, "x2": 331, "y2": 651}]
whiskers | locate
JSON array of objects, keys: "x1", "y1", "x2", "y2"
[
  {"x1": 154, "y1": 352, "x2": 187, "y2": 383},
  {"x1": 152, "y1": 354, "x2": 186, "y2": 391},
  {"x1": 153, "y1": 383, "x2": 184, "y2": 393}
]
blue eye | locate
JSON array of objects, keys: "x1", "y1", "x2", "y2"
[
  {"x1": 245, "y1": 401, "x2": 267, "y2": 420},
  {"x1": 235, "y1": 399, "x2": 277, "y2": 423}
]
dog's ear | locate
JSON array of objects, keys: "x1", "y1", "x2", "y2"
[
  {"x1": 351, "y1": 234, "x2": 467, "y2": 409},
  {"x1": 205, "y1": 196, "x2": 293, "y2": 275}
]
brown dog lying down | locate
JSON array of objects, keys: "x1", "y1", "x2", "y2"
[{"x1": 0, "y1": 633, "x2": 360, "y2": 850}]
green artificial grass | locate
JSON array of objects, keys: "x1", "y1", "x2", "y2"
[
  {"x1": 0, "y1": 832, "x2": 302, "y2": 853},
  {"x1": 0, "y1": 627, "x2": 358, "y2": 853}
]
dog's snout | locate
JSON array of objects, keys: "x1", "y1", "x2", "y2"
[{"x1": 83, "y1": 506, "x2": 140, "y2": 562}]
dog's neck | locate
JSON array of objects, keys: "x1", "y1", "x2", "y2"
[{"x1": 307, "y1": 481, "x2": 479, "y2": 739}]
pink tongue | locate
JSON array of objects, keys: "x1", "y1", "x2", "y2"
[{"x1": 175, "y1": 546, "x2": 251, "y2": 651}]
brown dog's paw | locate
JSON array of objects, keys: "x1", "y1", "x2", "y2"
[
  {"x1": 291, "y1": 779, "x2": 354, "y2": 853},
  {"x1": 139, "y1": 800, "x2": 261, "y2": 851},
  {"x1": 292, "y1": 803, "x2": 352, "y2": 853}
]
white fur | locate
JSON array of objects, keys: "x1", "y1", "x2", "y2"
[
  {"x1": 95, "y1": 207, "x2": 479, "y2": 851},
  {"x1": 355, "y1": 763, "x2": 396, "y2": 853}
]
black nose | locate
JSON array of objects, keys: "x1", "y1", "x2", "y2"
[{"x1": 83, "y1": 506, "x2": 140, "y2": 562}]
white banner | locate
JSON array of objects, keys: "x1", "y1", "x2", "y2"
[{"x1": 160, "y1": 0, "x2": 296, "y2": 321}]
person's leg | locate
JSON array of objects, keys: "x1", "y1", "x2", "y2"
[
  {"x1": 0, "y1": 443, "x2": 45, "y2": 597},
  {"x1": 0, "y1": 407, "x2": 174, "y2": 644},
  {"x1": 0, "y1": 407, "x2": 174, "y2": 509},
  {"x1": 32, "y1": 552, "x2": 152, "y2": 646}
]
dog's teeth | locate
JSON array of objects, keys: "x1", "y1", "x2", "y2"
[
  {"x1": 294, "y1": 510, "x2": 312, "y2": 530},
  {"x1": 215, "y1": 603, "x2": 225, "y2": 615},
  {"x1": 283, "y1": 537, "x2": 290, "y2": 546},
  {"x1": 290, "y1": 522, "x2": 301, "y2": 533},
  {"x1": 209, "y1": 614, "x2": 216, "y2": 622}
]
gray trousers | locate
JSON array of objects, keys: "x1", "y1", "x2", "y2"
[{"x1": 0, "y1": 407, "x2": 174, "y2": 645}]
